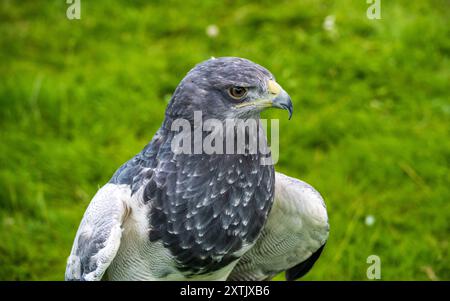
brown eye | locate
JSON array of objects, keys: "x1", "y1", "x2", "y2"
[{"x1": 228, "y1": 86, "x2": 248, "y2": 99}]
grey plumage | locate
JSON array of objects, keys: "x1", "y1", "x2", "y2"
[{"x1": 65, "y1": 57, "x2": 295, "y2": 280}]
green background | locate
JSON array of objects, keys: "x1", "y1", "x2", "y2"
[{"x1": 0, "y1": 0, "x2": 448, "y2": 280}]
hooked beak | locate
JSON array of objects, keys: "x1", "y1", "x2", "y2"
[
  {"x1": 269, "y1": 81, "x2": 293, "y2": 120},
  {"x1": 235, "y1": 80, "x2": 293, "y2": 119}
]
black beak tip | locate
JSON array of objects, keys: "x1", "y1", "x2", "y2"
[
  {"x1": 277, "y1": 102, "x2": 293, "y2": 120},
  {"x1": 283, "y1": 98, "x2": 293, "y2": 120},
  {"x1": 272, "y1": 91, "x2": 294, "y2": 120}
]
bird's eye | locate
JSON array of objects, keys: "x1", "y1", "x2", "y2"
[{"x1": 228, "y1": 86, "x2": 248, "y2": 100}]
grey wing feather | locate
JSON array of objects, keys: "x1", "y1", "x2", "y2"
[
  {"x1": 228, "y1": 172, "x2": 329, "y2": 281},
  {"x1": 65, "y1": 183, "x2": 130, "y2": 281}
]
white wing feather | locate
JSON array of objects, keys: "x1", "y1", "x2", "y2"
[
  {"x1": 229, "y1": 172, "x2": 329, "y2": 280},
  {"x1": 65, "y1": 183, "x2": 131, "y2": 281}
]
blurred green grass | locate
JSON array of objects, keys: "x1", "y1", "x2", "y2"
[{"x1": 0, "y1": 0, "x2": 449, "y2": 280}]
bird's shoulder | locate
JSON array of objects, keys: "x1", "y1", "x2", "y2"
[
  {"x1": 66, "y1": 183, "x2": 131, "y2": 280},
  {"x1": 273, "y1": 172, "x2": 328, "y2": 230},
  {"x1": 228, "y1": 172, "x2": 329, "y2": 281}
]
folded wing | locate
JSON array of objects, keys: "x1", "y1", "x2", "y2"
[
  {"x1": 65, "y1": 184, "x2": 130, "y2": 281},
  {"x1": 228, "y1": 172, "x2": 329, "y2": 281}
]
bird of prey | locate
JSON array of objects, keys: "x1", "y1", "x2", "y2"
[{"x1": 65, "y1": 57, "x2": 327, "y2": 281}]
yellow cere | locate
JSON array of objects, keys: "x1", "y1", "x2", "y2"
[{"x1": 267, "y1": 80, "x2": 281, "y2": 96}]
